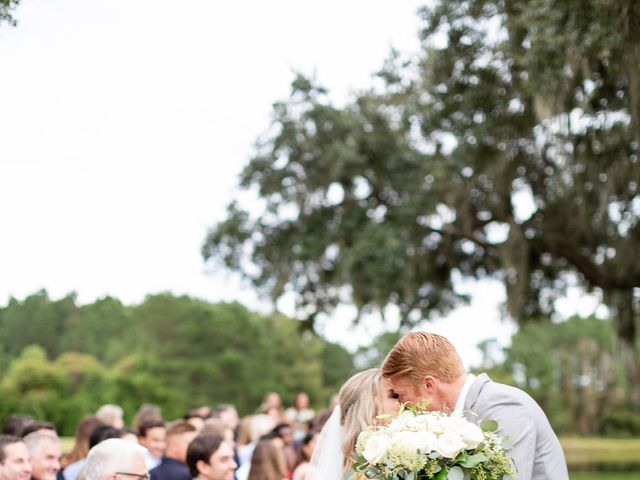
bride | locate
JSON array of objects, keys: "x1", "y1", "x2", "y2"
[{"x1": 308, "y1": 368, "x2": 400, "y2": 479}]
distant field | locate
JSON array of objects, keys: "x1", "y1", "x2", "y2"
[
  {"x1": 561, "y1": 437, "x2": 640, "y2": 467},
  {"x1": 571, "y1": 474, "x2": 638, "y2": 480}
]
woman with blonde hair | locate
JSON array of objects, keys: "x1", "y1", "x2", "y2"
[{"x1": 309, "y1": 368, "x2": 399, "y2": 479}]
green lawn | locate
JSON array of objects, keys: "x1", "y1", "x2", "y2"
[
  {"x1": 561, "y1": 437, "x2": 640, "y2": 466},
  {"x1": 571, "y1": 474, "x2": 638, "y2": 480}
]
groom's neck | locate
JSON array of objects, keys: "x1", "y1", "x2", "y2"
[{"x1": 441, "y1": 373, "x2": 468, "y2": 413}]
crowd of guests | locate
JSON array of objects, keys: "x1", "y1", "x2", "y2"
[{"x1": 0, "y1": 391, "x2": 333, "y2": 480}]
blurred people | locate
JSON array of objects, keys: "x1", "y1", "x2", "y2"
[
  {"x1": 1, "y1": 416, "x2": 34, "y2": 438},
  {"x1": 137, "y1": 421, "x2": 166, "y2": 470},
  {"x1": 284, "y1": 393, "x2": 314, "y2": 442},
  {"x1": 84, "y1": 439, "x2": 147, "y2": 480},
  {"x1": 23, "y1": 433, "x2": 60, "y2": 480},
  {"x1": 64, "y1": 425, "x2": 125, "y2": 480},
  {"x1": 132, "y1": 405, "x2": 163, "y2": 435},
  {"x1": 236, "y1": 415, "x2": 275, "y2": 470},
  {"x1": 200, "y1": 420, "x2": 233, "y2": 449},
  {"x1": 291, "y1": 430, "x2": 318, "y2": 480},
  {"x1": 95, "y1": 406, "x2": 124, "y2": 430},
  {"x1": 265, "y1": 425, "x2": 295, "y2": 472},
  {"x1": 20, "y1": 423, "x2": 57, "y2": 439},
  {"x1": 0, "y1": 435, "x2": 31, "y2": 480},
  {"x1": 246, "y1": 441, "x2": 286, "y2": 480},
  {"x1": 257, "y1": 393, "x2": 286, "y2": 425},
  {"x1": 118, "y1": 429, "x2": 139, "y2": 444},
  {"x1": 149, "y1": 422, "x2": 197, "y2": 480},
  {"x1": 60, "y1": 417, "x2": 103, "y2": 473},
  {"x1": 210, "y1": 406, "x2": 238, "y2": 435},
  {"x1": 187, "y1": 434, "x2": 236, "y2": 480}
]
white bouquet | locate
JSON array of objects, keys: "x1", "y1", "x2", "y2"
[{"x1": 353, "y1": 405, "x2": 516, "y2": 480}]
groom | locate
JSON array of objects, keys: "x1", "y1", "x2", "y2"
[{"x1": 382, "y1": 332, "x2": 569, "y2": 480}]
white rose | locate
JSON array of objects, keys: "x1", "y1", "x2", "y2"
[
  {"x1": 363, "y1": 433, "x2": 391, "y2": 464},
  {"x1": 458, "y1": 422, "x2": 485, "y2": 449},
  {"x1": 424, "y1": 415, "x2": 445, "y2": 434},
  {"x1": 434, "y1": 432, "x2": 466, "y2": 459},
  {"x1": 392, "y1": 431, "x2": 437, "y2": 454},
  {"x1": 388, "y1": 411, "x2": 415, "y2": 432},
  {"x1": 440, "y1": 417, "x2": 485, "y2": 450}
]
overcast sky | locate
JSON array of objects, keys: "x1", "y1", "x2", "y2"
[{"x1": 3, "y1": 0, "x2": 597, "y2": 366}]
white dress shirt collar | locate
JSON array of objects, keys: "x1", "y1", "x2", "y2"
[{"x1": 452, "y1": 373, "x2": 476, "y2": 416}]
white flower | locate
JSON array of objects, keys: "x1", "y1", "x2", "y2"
[
  {"x1": 392, "y1": 430, "x2": 437, "y2": 454},
  {"x1": 434, "y1": 432, "x2": 466, "y2": 459},
  {"x1": 440, "y1": 417, "x2": 485, "y2": 449},
  {"x1": 388, "y1": 411, "x2": 415, "y2": 432},
  {"x1": 362, "y1": 432, "x2": 391, "y2": 464},
  {"x1": 424, "y1": 415, "x2": 446, "y2": 434}
]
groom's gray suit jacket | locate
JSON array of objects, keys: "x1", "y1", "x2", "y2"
[{"x1": 463, "y1": 373, "x2": 569, "y2": 480}]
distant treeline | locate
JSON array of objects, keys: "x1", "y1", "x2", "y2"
[
  {"x1": 0, "y1": 291, "x2": 354, "y2": 435},
  {"x1": 1, "y1": 291, "x2": 638, "y2": 437}
]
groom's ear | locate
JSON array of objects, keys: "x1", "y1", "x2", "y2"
[{"x1": 423, "y1": 375, "x2": 437, "y2": 392}]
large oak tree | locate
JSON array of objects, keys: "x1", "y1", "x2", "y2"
[{"x1": 203, "y1": 0, "x2": 640, "y2": 390}]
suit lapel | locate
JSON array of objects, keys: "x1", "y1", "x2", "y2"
[{"x1": 464, "y1": 373, "x2": 491, "y2": 414}]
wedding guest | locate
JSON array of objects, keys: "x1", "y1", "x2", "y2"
[
  {"x1": 186, "y1": 434, "x2": 236, "y2": 480},
  {"x1": 20, "y1": 423, "x2": 57, "y2": 439},
  {"x1": 291, "y1": 430, "x2": 318, "y2": 480},
  {"x1": 137, "y1": 421, "x2": 166, "y2": 470},
  {"x1": 264, "y1": 424, "x2": 295, "y2": 472},
  {"x1": 62, "y1": 419, "x2": 107, "y2": 480},
  {"x1": 132, "y1": 405, "x2": 163, "y2": 435},
  {"x1": 0, "y1": 435, "x2": 32, "y2": 480},
  {"x1": 149, "y1": 422, "x2": 197, "y2": 480},
  {"x1": 210, "y1": 406, "x2": 239, "y2": 435},
  {"x1": 23, "y1": 433, "x2": 61, "y2": 480},
  {"x1": 257, "y1": 393, "x2": 287, "y2": 424},
  {"x1": 65, "y1": 424, "x2": 128, "y2": 480},
  {"x1": 246, "y1": 440, "x2": 286, "y2": 480},
  {"x1": 95, "y1": 406, "x2": 124, "y2": 430},
  {"x1": 84, "y1": 439, "x2": 147, "y2": 480},
  {"x1": 236, "y1": 415, "x2": 275, "y2": 470},
  {"x1": 200, "y1": 420, "x2": 234, "y2": 448},
  {"x1": 60, "y1": 416, "x2": 103, "y2": 473},
  {"x1": 285, "y1": 393, "x2": 314, "y2": 441},
  {"x1": 382, "y1": 331, "x2": 569, "y2": 480},
  {"x1": 2, "y1": 416, "x2": 34, "y2": 437}
]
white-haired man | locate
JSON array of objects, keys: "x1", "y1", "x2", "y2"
[
  {"x1": 23, "y1": 433, "x2": 60, "y2": 480},
  {"x1": 84, "y1": 439, "x2": 147, "y2": 480}
]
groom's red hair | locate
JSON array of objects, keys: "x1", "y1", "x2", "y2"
[{"x1": 382, "y1": 332, "x2": 464, "y2": 382}]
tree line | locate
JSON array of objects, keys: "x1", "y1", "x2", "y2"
[
  {"x1": 2, "y1": 291, "x2": 638, "y2": 437},
  {"x1": 0, "y1": 291, "x2": 354, "y2": 435}
]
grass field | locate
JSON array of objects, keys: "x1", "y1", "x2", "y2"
[
  {"x1": 561, "y1": 437, "x2": 640, "y2": 466},
  {"x1": 571, "y1": 474, "x2": 638, "y2": 480}
]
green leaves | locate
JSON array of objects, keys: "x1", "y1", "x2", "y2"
[
  {"x1": 479, "y1": 419, "x2": 498, "y2": 433},
  {"x1": 0, "y1": 291, "x2": 354, "y2": 433}
]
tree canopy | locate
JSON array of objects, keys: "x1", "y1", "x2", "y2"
[
  {"x1": 203, "y1": 0, "x2": 640, "y2": 385},
  {"x1": 0, "y1": 0, "x2": 19, "y2": 27}
]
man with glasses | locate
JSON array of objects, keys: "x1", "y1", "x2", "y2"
[{"x1": 84, "y1": 438, "x2": 148, "y2": 480}]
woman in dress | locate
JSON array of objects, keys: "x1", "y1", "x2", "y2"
[{"x1": 309, "y1": 368, "x2": 400, "y2": 479}]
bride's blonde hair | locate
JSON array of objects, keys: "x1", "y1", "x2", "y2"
[{"x1": 339, "y1": 368, "x2": 384, "y2": 470}]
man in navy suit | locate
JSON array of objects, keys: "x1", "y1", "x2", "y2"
[{"x1": 150, "y1": 423, "x2": 197, "y2": 480}]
